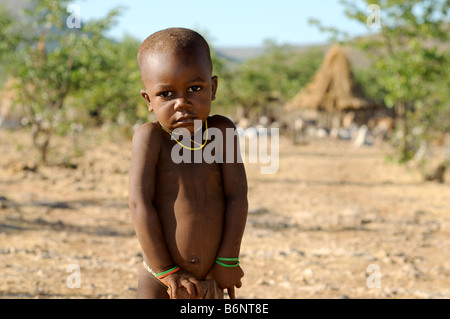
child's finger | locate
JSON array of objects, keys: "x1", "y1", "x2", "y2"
[
  {"x1": 228, "y1": 286, "x2": 236, "y2": 299},
  {"x1": 181, "y1": 279, "x2": 196, "y2": 296},
  {"x1": 168, "y1": 284, "x2": 178, "y2": 299},
  {"x1": 189, "y1": 278, "x2": 205, "y2": 298}
]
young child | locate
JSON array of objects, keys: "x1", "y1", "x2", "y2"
[{"x1": 128, "y1": 27, "x2": 248, "y2": 299}]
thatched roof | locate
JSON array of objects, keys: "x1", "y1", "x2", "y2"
[{"x1": 285, "y1": 44, "x2": 373, "y2": 112}]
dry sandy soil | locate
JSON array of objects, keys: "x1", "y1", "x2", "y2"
[{"x1": 1, "y1": 127, "x2": 449, "y2": 299}]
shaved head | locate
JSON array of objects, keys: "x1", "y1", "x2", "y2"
[{"x1": 137, "y1": 27, "x2": 213, "y2": 77}]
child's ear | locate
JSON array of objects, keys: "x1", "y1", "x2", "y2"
[
  {"x1": 211, "y1": 76, "x2": 218, "y2": 101},
  {"x1": 140, "y1": 89, "x2": 153, "y2": 112}
]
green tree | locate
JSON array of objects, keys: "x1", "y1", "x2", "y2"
[
  {"x1": 223, "y1": 40, "x2": 323, "y2": 121},
  {"x1": 310, "y1": 0, "x2": 450, "y2": 166},
  {"x1": 71, "y1": 34, "x2": 143, "y2": 131},
  {"x1": 0, "y1": 0, "x2": 121, "y2": 163}
]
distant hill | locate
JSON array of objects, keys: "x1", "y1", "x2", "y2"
[
  {"x1": 216, "y1": 42, "x2": 373, "y2": 70},
  {"x1": 216, "y1": 47, "x2": 265, "y2": 63},
  {"x1": 216, "y1": 23, "x2": 449, "y2": 68},
  {"x1": 216, "y1": 44, "x2": 326, "y2": 63}
]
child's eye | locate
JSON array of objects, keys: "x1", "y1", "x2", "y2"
[
  {"x1": 187, "y1": 86, "x2": 202, "y2": 93},
  {"x1": 158, "y1": 91, "x2": 173, "y2": 98}
]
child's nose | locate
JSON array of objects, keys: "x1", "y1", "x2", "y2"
[{"x1": 173, "y1": 97, "x2": 192, "y2": 111}]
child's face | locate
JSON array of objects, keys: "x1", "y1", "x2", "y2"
[{"x1": 140, "y1": 49, "x2": 218, "y2": 134}]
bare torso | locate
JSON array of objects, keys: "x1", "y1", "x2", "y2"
[{"x1": 143, "y1": 123, "x2": 225, "y2": 279}]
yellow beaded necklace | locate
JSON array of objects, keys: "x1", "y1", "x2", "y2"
[{"x1": 160, "y1": 119, "x2": 208, "y2": 151}]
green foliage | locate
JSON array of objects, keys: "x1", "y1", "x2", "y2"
[
  {"x1": 217, "y1": 41, "x2": 323, "y2": 119},
  {"x1": 71, "y1": 34, "x2": 143, "y2": 128},
  {"x1": 0, "y1": 6, "x2": 18, "y2": 86},
  {"x1": 0, "y1": 0, "x2": 137, "y2": 163}
]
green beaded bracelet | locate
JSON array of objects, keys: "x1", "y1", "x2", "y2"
[
  {"x1": 216, "y1": 257, "x2": 239, "y2": 262},
  {"x1": 215, "y1": 260, "x2": 240, "y2": 268},
  {"x1": 155, "y1": 265, "x2": 180, "y2": 279}
]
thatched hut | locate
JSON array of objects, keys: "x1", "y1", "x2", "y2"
[{"x1": 285, "y1": 44, "x2": 377, "y2": 130}]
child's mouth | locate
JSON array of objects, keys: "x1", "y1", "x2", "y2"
[
  {"x1": 177, "y1": 118, "x2": 194, "y2": 123},
  {"x1": 175, "y1": 115, "x2": 196, "y2": 124}
]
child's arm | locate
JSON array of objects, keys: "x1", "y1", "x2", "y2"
[
  {"x1": 206, "y1": 116, "x2": 248, "y2": 298},
  {"x1": 128, "y1": 123, "x2": 202, "y2": 298}
]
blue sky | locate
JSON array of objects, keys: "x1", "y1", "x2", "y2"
[{"x1": 71, "y1": 0, "x2": 372, "y2": 47}]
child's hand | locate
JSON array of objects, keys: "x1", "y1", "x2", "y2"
[
  {"x1": 206, "y1": 263, "x2": 244, "y2": 299},
  {"x1": 160, "y1": 269, "x2": 204, "y2": 299}
]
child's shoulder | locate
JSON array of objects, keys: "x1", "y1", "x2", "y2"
[
  {"x1": 208, "y1": 114, "x2": 237, "y2": 130},
  {"x1": 132, "y1": 121, "x2": 164, "y2": 146},
  {"x1": 135, "y1": 120, "x2": 164, "y2": 134}
]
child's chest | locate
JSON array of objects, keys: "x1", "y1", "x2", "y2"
[{"x1": 156, "y1": 147, "x2": 223, "y2": 189}]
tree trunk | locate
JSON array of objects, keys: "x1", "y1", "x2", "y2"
[
  {"x1": 32, "y1": 123, "x2": 51, "y2": 164},
  {"x1": 395, "y1": 101, "x2": 408, "y2": 160}
]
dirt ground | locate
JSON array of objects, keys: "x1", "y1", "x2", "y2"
[{"x1": 1, "y1": 127, "x2": 449, "y2": 299}]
